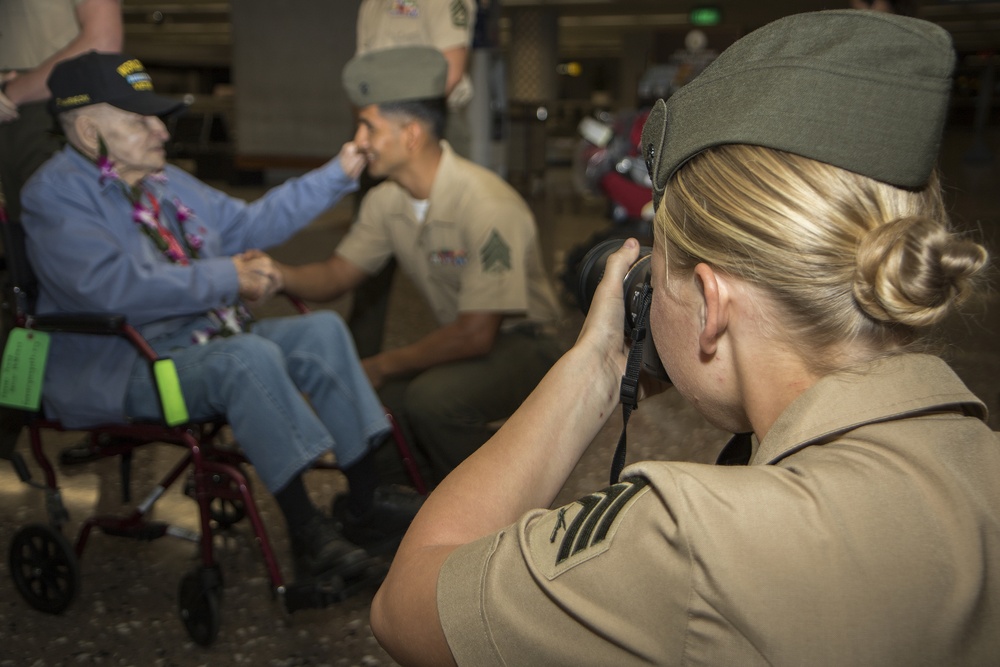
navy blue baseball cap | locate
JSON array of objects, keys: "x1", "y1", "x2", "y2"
[{"x1": 48, "y1": 51, "x2": 187, "y2": 117}]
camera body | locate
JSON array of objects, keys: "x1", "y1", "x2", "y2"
[{"x1": 576, "y1": 238, "x2": 670, "y2": 382}]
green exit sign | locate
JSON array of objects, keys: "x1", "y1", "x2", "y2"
[{"x1": 690, "y1": 6, "x2": 721, "y2": 26}]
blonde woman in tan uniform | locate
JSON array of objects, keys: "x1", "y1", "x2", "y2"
[{"x1": 368, "y1": 10, "x2": 999, "y2": 666}]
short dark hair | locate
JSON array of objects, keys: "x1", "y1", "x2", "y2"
[{"x1": 378, "y1": 97, "x2": 447, "y2": 141}]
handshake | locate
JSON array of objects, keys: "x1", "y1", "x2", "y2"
[{"x1": 234, "y1": 250, "x2": 283, "y2": 303}]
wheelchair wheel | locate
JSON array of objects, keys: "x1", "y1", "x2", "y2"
[
  {"x1": 209, "y1": 481, "x2": 247, "y2": 528},
  {"x1": 184, "y1": 468, "x2": 249, "y2": 528},
  {"x1": 8, "y1": 523, "x2": 80, "y2": 614},
  {"x1": 178, "y1": 565, "x2": 223, "y2": 646}
]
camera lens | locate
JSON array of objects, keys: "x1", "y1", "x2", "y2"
[
  {"x1": 576, "y1": 238, "x2": 619, "y2": 313},
  {"x1": 575, "y1": 238, "x2": 670, "y2": 382},
  {"x1": 576, "y1": 238, "x2": 652, "y2": 332}
]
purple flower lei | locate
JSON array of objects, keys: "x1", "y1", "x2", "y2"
[
  {"x1": 95, "y1": 138, "x2": 249, "y2": 341},
  {"x1": 97, "y1": 140, "x2": 205, "y2": 261}
]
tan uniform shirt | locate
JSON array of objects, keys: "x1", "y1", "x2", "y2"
[
  {"x1": 336, "y1": 142, "x2": 561, "y2": 330},
  {"x1": 356, "y1": 0, "x2": 475, "y2": 108},
  {"x1": 0, "y1": 0, "x2": 85, "y2": 70},
  {"x1": 438, "y1": 354, "x2": 1000, "y2": 666}
]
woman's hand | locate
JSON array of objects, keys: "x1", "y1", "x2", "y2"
[{"x1": 575, "y1": 238, "x2": 641, "y2": 381}]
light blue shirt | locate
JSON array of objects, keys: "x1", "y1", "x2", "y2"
[{"x1": 20, "y1": 145, "x2": 358, "y2": 427}]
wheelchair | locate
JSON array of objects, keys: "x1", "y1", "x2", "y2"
[{"x1": 0, "y1": 207, "x2": 427, "y2": 646}]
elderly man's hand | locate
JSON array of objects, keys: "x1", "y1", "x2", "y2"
[
  {"x1": 0, "y1": 74, "x2": 18, "y2": 123},
  {"x1": 338, "y1": 141, "x2": 367, "y2": 180},
  {"x1": 234, "y1": 251, "x2": 281, "y2": 303}
]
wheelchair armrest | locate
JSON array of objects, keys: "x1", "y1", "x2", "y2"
[
  {"x1": 284, "y1": 294, "x2": 310, "y2": 315},
  {"x1": 30, "y1": 313, "x2": 127, "y2": 335},
  {"x1": 26, "y1": 313, "x2": 159, "y2": 362}
]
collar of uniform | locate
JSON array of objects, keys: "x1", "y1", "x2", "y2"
[
  {"x1": 426, "y1": 139, "x2": 459, "y2": 211},
  {"x1": 752, "y1": 354, "x2": 987, "y2": 465}
]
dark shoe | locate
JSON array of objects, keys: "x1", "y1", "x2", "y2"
[
  {"x1": 288, "y1": 514, "x2": 369, "y2": 581},
  {"x1": 59, "y1": 434, "x2": 141, "y2": 466},
  {"x1": 332, "y1": 485, "x2": 424, "y2": 555},
  {"x1": 58, "y1": 438, "x2": 104, "y2": 466}
]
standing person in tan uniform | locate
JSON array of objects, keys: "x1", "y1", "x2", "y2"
[
  {"x1": 268, "y1": 46, "x2": 563, "y2": 509},
  {"x1": 0, "y1": 0, "x2": 122, "y2": 462},
  {"x1": 0, "y1": 0, "x2": 122, "y2": 223},
  {"x1": 368, "y1": 11, "x2": 1000, "y2": 666},
  {"x1": 356, "y1": 0, "x2": 475, "y2": 157}
]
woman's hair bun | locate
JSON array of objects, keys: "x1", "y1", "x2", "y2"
[{"x1": 853, "y1": 215, "x2": 988, "y2": 327}]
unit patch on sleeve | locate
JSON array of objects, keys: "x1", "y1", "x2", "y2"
[
  {"x1": 533, "y1": 477, "x2": 649, "y2": 579},
  {"x1": 450, "y1": 0, "x2": 469, "y2": 27},
  {"x1": 479, "y1": 228, "x2": 511, "y2": 273}
]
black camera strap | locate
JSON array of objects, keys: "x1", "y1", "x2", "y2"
[{"x1": 610, "y1": 282, "x2": 653, "y2": 484}]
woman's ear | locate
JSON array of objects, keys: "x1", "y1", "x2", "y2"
[{"x1": 693, "y1": 263, "x2": 730, "y2": 355}]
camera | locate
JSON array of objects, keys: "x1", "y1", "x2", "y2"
[{"x1": 576, "y1": 238, "x2": 670, "y2": 382}]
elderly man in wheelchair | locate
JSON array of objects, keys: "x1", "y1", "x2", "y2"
[{"x1": 14, "y1": 51, "x2": 420, "y2": 586}]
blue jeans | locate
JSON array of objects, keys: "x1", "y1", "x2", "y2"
[{"x1": 124, "y1": 311, "x2": 390, "y2": 493}]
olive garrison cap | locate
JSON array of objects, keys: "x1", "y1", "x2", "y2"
[
  {"x1": 641, "y1": 10, "x2": 956, "y2": 209},
  {"x1": 47, "y1": 51, "x2": 187, "y2": 117},
  {"x1": 342, "y1": 46, "x2": 448, "y2": 107}
]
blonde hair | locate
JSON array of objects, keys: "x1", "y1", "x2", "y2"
[{"x1": 657, "y1": 144, "x2": 989, "y2": 371}]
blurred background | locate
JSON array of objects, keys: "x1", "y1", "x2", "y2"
[{"x1": 118, "y1": 0, "x2": 1000, "y2": 189}]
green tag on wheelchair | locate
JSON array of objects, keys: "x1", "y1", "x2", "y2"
[
  {"x1": 0, "y1": 328, "x2": 50, "y2": 411},
  {"x1": 153, "y1": 358, "x2": 189, "y2": 426}
]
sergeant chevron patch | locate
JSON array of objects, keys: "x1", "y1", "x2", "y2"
[
  {"x1": 480, "y1": 228, "x2": 511, "y2": 273},
  {"x1": 535, "y1": 477, "x2": 650, "y2": 579},
  {"x1": 450, "y1": 0, "x2": 469, "y2": 27}
]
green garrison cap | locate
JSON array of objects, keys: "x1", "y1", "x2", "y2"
[
  {"x1": 342, "y1": 46, "x2": 448, "y2": 107},
  {"x1": 641, "y1": 10, "x2": 956, "y2": 209}
]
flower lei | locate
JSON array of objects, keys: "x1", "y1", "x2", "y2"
[{"x1": 96, "y1": 138, "x2": 251, "y2": 344}]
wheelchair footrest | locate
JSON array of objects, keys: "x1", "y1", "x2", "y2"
[
  {"x1": 99, "y1": 520, "x2": 169, "y2": 541},
  {"x1": 281, "y1": 559, "x2": 388, "y2": 613}
]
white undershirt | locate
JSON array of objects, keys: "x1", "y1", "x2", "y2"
[{"x1": 410, "y1": 197, "x2": 430, "y2": 224}]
